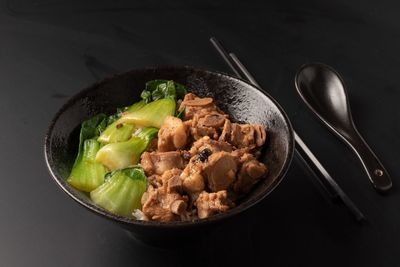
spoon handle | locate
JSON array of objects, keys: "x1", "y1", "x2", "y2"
[{"x1": 344, "y1": 128, "x2": 392, "y2": 192}]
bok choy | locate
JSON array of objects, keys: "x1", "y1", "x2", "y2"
[
  {"x1": 95, "y1": 127, "x2": 158, "y2": 171},
  {"x1": 117, "y1": 80, "x2": 186, "y2": 128},
  {"x1": 90, "y1": 167, "x2": 147, "y2": 217},
  {"x1": 97, "y1": 100, "x2": 146, "y2": 144},
  {"x1": 67, "y1": 114, "x2": 108, "y2": 192},
  {"x1": 117, "y1": 98, "x2": 176, "y2": 128},
  {"x1": 140, "y1": 79, "x2": 187, "y2": 104}
]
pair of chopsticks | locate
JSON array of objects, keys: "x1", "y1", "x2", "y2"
[{"x1": 210, "y1": 37, "x2": 365, "y2": 222}]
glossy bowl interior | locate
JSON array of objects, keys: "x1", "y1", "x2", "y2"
[{"x1": 44, "y1": 66, "x2": 294, "y2": 243}]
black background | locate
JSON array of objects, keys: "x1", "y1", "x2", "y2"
[{"x1": 1, "y1": 0, "x2": 400, "y2": 266}]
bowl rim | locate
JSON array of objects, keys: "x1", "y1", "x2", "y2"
[{"x1": 44, "y1": 65, "x2": 295, "y2": 228}]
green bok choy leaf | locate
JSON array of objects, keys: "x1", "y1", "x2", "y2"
[
  {"x1": 67, "y1": 139, "x2": 107, "y2": 192},
  {"x1": 117, "y1": 98, "x2": 176, "y2": 128},
  {"x1": 140, "y1": 79, "x2": 187, "y2": 104},
  {"x1": 67, "y1": 114, "x2": 108, "y2": 192},
  {"x1": 90, "y1": 167, "x2": 147, "y2": 217},
  {"x1": 95, "y1": 127, "x2": 158, "y2": 171},
  {"x1": 97, "y1": 100, "x2": 145, "y2": 144}
]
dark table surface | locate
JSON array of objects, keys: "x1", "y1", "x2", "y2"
[{"x1": 1, "y1": 0, "x2": 400, "y2": 266}]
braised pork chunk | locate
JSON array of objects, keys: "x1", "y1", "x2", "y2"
[
  {"x1": 196, "y1": 190, "x2": 234, "y2": 219},
  {"x1": 140, "y1": 93, "x2": 268, "y2": 221},
  {"x1": 157, "y1": 116, "x2": 189, "y2": 152},
  {"x1": 140, "y1": 151, "x2": 184, "y2": 176}
]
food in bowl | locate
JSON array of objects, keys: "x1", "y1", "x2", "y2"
[{"x1": 66, "y1": 79, "x2": 268, "y2": 222}]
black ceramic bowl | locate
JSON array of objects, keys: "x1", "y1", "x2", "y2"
[{"x1": 44, "y1": 66, "x2": 294, "y2": 246}]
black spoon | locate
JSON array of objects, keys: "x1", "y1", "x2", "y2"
[{"x1": 295, "y1": 63, "x2": 392, "y2": 192}]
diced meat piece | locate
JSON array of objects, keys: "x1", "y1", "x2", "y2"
[
  {"x1": 140, "y1": 152, "x2": 154, "y2": 175},
  {"x1": 170, "y1": 200, "x2": 187, "y2": 215},
  {"x1": 179, "y1": 93, "x2": 223, "y2": 121},
  {"x1": 181, "y1": 159, "x2": 205, "y2": 193},
  {"x1": 202, "y1": 151, "x2": 237, "y2": 192},
  {"x1": 181, "y1": 93, "x2": 196, "y2": 102},
  {"x1": 230, "y1": 150, "x2": 267, "y2": 194},
  {"x1": 141, "y1": 185, "x2": 189, "y2": 222},
  {"x1": 140, "y1": 186, "x2": 173, "y2": 221},
  {"x1": 233, "y1": 159, "x2": 268, "y2": 194},
  {"x1": 189, "y1": 112, "x2": 228, "y2": 140},
  {"x1": 158, "y1": 116, "x2": 189, "y2": 152},
  {"x1": 189, "y1": 136, "x2": 233, "y2": 156},
  {"x1": 230, "y1": 123, "x2": 255, "y2": 148},
  {"x1": 179, "y1": 94, "x2": 229, "y2": 140},
  {"x1": 183, "y1": 120, "x2": 193, "y2": 128},
  {"x1": 185, "y1": 97, "x2": 214, "y2": 106},
  {"x1": 159, "y1": 168, "x2": 182, "y2": 184},
  {"x1": 195, "y1": 190, "x2": 233, "y2": 219},
  {"x1": 219, "y1": 119, "x2": 231, "y2": 142},
  {"x1": 229, "y1": 123, "x2": 267, "y2": 149},
  {"x1": 158, "y1": 168, "x2": 183, "y2": 193},
  {"x1": 231, "y1": 149, "x2": 255, "y2": 164},
  {"x1": 198, "y1": 113, "x2": 226, "y2": 128},
  {"x1": 140, "y1": 151, "x2": 184, "y2": 176},
  {"x1": 182, "y1": 172, "x2": 205, "y2": 193},
  {"x1": 167, "y1": 175, "x2": 183, "y2": 193},
  {"x1": 190, "y1": 124, "x2": 219, "y2": 140}
]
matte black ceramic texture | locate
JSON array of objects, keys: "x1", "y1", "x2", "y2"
[
  {"x1": 295, "y1": 63, "x2": 392, "y2": 192},
  {"x1": 44, "y1": 66, "x2": 294, "y2": 246}
]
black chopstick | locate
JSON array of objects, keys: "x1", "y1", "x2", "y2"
[{"x1": 210, "y1": 37, "x2": 365, "y2": 222}]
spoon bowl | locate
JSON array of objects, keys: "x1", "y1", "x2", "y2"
[{"x1": 295, "y1": 63, "x2": 392, "y2": 192}]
